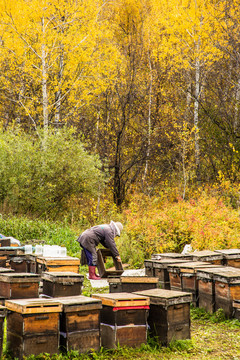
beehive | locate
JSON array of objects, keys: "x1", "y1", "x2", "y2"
[
  {"x1": 215, "y1": 249, "x2": 240, "y2": 268},
  {"x1": 42, "y1": 272, "x2": 84, "y2": 297},
  {"x1": 197, "y1": 266, "x2": 227, "y2": 313},
  {"x1": 5, "y1": 298, "x2": 62, "y2": 359},
  {"x1": 92, "y1": 292, "x2": 149, "y2": 349},
  {"x1": 36, "y1": 256, "x2": 80, "y2": 274},
  {"x1": 57, "y1": 295, "x2": 102, "y2": 353},
  {"x1": 9, "y1": 255, "x2": 37, "y2": 273},
  {"x1": 212, "y1": 267, "x2": 240, "y2": 318},
  {"x1": 134, "y1": 288, "x2": 192, "y2": 345},
  {"x1": 153, "y1": 259, "x2": 191, "y2": 290},
  {"x1": 0, "y1": 273, "x2": 40, "y2": 299},
  {"x1": 187, "y1": 250, "x2": 223, "y2": 265}
]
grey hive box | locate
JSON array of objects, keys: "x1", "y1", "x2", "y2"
[
  {"x1": 57, "y1": 295, "x2": 102, "y2": 353},
  {"x1": 187, "y1": 250, "x2": 223, "y2": 265},
  {"x1": 92, "y1": 292, "x2": 149, "y2": 349},
  {"x1": 215, "y1": 249, "x2": 240, "y2": 267},
  {"x1": 42, "y1": 272, "x2": 84, "y2": 297},
  {"x1": 134, "y1": 288, "x2": 192, "y2": 345}
]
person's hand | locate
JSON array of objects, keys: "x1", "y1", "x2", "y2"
[{"x1": 116, "y1": 256, "x2": 121, "y2": 262}]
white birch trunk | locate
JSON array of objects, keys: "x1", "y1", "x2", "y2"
[
  {"x1": 143, "y1": 51, "x2": 152, "y2": 184},
  {"x1": 41, "y1": 17, "x2": 49, "y2": 143},
  {"x1": 194, "y1": 35, "x2": 201, "y2": 182},
  {"x1": 55, "y1": 51, "x2": 64, "y2": 124}
]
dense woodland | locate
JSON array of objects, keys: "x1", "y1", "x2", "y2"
[{"x1": 1, "y1": 0, "x2": 240, "y2": 259}]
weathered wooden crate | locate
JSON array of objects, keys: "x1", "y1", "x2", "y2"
[
  {"x1": 134, "y1": 288, "x2": 192, "y2": 345},
  {"x1": 92, "y1": 292, "x2": 149, "y2": 349},
  {"x1": 212, "y1": 267, "x2": 240, "y2": 318},
  {"x1": 0, "y1": 273, "x2": 40, "y2": 299},
  {"x1": 0, "y1": 254, "x2": 7, "y2": 268},
  {"x1": 96, "y1": 249, "x2": 124, "y2": 278},
  {"x1": 9, "y1": 255, "x2": 37, "y2": 273},
  {"x1": 187, "y1": 250, "x2": 223, "y2": 265},
  {"x1": 108, "y1": 276, "x2": 159, "y2": 293},
  {"x1": 153, "y1": 259, "x2": 191, "y2": 290},
  {"x1": 0, "y1": 306, "x2": 7, "y2": 358},
  {"x1": 5, "y1": 298, "x2": 62, "y2": 359},
  {"x1": 57, "y1": 295, "x2": 102, "y2": 353},
  {"x1": 215, "y1": 249, "x2": 240, "y2": 268},
  {"x1": 36, "y1": 256, "x2": 80, "y2": 274},
  {"x1": 42, "y1": 271, "x2": 84, "y2": 297},
  {"x1": 179, "y1": 262, "x2": 220, "y2": 307},
  {"x1": 197, "y1": 266, "x2": 226, "y2": 313},
  {"x1": 144, "y1": 259, "x2": 155, "y2": 276},
  {"x1": 0, "y1": 238, "x2": 11, "y2": 247}
]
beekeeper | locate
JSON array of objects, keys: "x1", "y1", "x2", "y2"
[{"x1": 77, "y1": 220, "x2": 123, "y2": 280}]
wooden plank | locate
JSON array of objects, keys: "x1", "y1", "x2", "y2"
[
  {"x1": 5, "y1": 298, "x2": 62, "y2": 314},
  {"x1": 92, "y1": 292, "x2": 150, "y2": 307}
]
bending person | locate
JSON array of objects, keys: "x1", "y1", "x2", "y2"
[{"x1": 77, "y1": 220, "x2": 123, "y2": 280}]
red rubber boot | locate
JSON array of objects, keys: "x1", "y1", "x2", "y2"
[{"x1": 89, "y1": 266, "x2": 101, "y2": 280}]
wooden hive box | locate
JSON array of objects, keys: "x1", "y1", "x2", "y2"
[
  {"x1": 92, "y1": 292, "x2": 150, "y2": 349},
  {"x1": 196, "y1": 266, "x2": 227, "y2": 313},
  {"x1": 0, "y1": 273, "x2": 40, "y2": 299},
  {"x1": 36, "y1": 256, "x2": 80, "y2": 274},
  {"x1": 212, "y1": 267, "x2": 240, "y2": 318},
  {"x1": 134, "y1": 288, "x2": 192, "y2": 345},
  {"x1": 57, "y1": 295, "x2": 102, "y2": 353},
  {"x1": 215, "y1": 249, "x2": 240, "y2": 268},
  {"x1": 96, "y1": 249, "x2": 124, "y2": 278},
  {"x1": 42, "y1": 272, "x2": 84, "y2": 297},
  {"x1": 0, "y1": 305, "x2": 7, "y2": 358},
  {"x1": 144, "y1": 259, "x2": 156, "y2": 277},
  {"x1": 108, "y1": 276, "x2": 159, "y2": 293},
  {"x1": 187, "y1": 250, "x2": 223, "y2": 265},
  {"x1": 153, "y1": 259, "x2": 192, "y2": 290},
  {"x1": 178, "y1": 262, "x2": 221, "y2": 307},
  {"x1": 5, "y1": 298, "x2": 62, "y2": 359},
  {"x1": 9, "y1": 255, "x2": 37, "y2": 273}
]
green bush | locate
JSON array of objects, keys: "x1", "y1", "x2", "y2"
[{"x1": 0, "y1": 127, "x2": 105, "y2": 219}]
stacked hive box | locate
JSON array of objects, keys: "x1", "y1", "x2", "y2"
[
  {"x1": 108, "y1": 276, "x2": 159, "y2": 293},
  {"x1": 42, "y1": 272, "x2": 84, "y2": 297},
  {"x1": 134, "y1": 288, "x2": 192, "y2": 345},
  {"x1": 215, "y1": 249, "x2": 240, "y2": 268},
  {"x1": 144, "y1": 259, "x2": 155, "y2": 277},
  {"x1": 57, "y1": 295, "x2": 102, "y2": 353},
  {"x1": 197, "y1": 266, "x2": 227, "y2": 313},
  {"x1": 0, "y1": 273, "x2": 40, "y2": 300},
  {"x1": 153, "y1": 259, "x2": 192, "y2": 289},
  {"x1": 187, "y1": 250, "x2": 223, "y2": 265},
  {"x1": 92, "y1": 292, "x2": 149, "y2": 349},
  {"x1": 5, "y1": 298, "x2": 62, "y2": 359},
  {"x1": 168, "y1": 262, "x2": 222, "y2": 306},
  {"x1": 36, "y1": 256, "x2": 80, "y2": 274},
  {"x1": 213, "y1": 267, "x2": 240, "y2": 317},
  {"x1": 9, "y1": 254, "x2": 37, "y2": 273}
]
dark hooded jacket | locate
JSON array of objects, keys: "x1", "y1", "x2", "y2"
[{"x1": 77, "y1": 221, "x2": 119, "y2": 265}]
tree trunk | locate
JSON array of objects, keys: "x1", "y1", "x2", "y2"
[{"x1": 41, "y1": 16, "x2": 49, "y2": 144}]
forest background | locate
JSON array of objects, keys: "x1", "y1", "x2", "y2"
[{"x1": 0, "y1": 0, "x2": 240, "y2": 266}]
